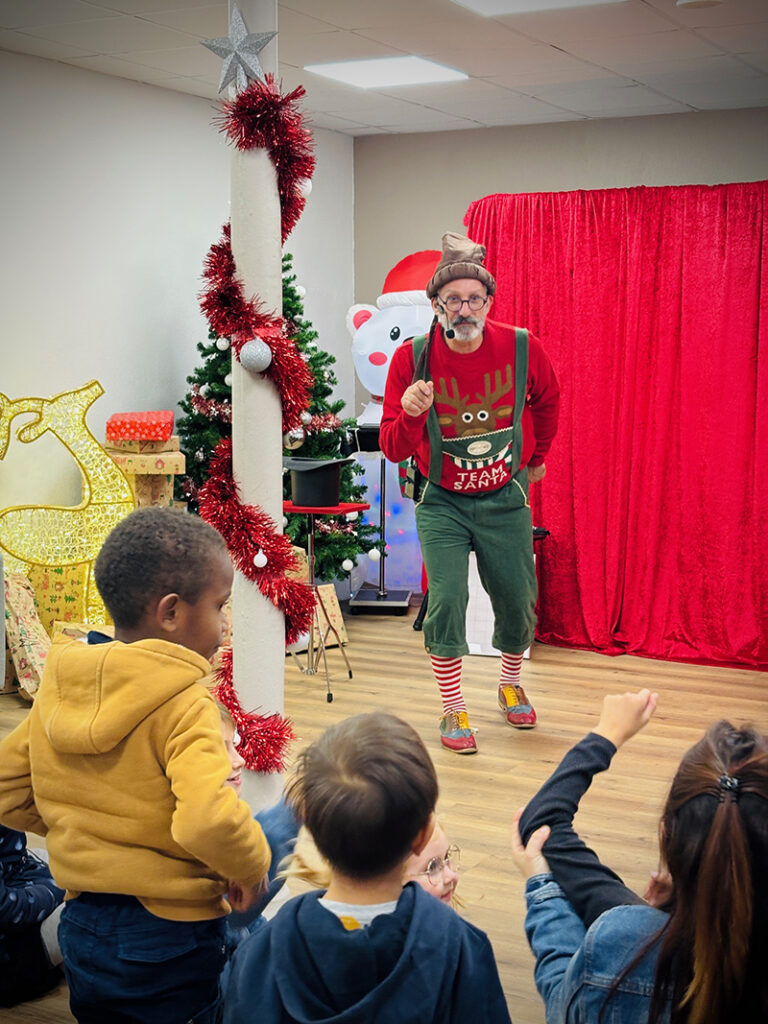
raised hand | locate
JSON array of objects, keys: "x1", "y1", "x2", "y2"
[
  {"x1": 401, "y1": 379, "x2": 434, "y2": 417},
  {"x1": 594, "y1": 689, "x2": 658, "y2": 749}
]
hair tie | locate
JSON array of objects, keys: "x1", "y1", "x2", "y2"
[{"x1": 718, "y1": 774, "x2": 739, "y2": 800}]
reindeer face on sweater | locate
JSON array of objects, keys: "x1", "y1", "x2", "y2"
[{"x1": 435, "y1": 366, "x2": 514, "y2": 437}]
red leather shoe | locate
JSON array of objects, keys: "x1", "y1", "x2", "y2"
[
  {"x1": 498, "y1": 684, "x2": 537, "y2": 728},
  {"x1": 439, "y1": 710, "x2": 478, "y2": 754}
]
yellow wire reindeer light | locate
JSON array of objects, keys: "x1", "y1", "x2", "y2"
[{"x1": 0, "y1": 381, "x2": 135, "y2": 624}]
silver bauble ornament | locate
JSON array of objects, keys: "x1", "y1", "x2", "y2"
[
  {"x1": 300, "y1": 411, "x2": 312, "y2": 426},
  {"x1": 283, "y1": 428, "x2": 305, "y2": 451},
  {"x1": 216, "y1": 337, "x2": 230, "y2": 351},
  {"x1": 239, "y1": 336, "x2": 272, "y2": 373}
]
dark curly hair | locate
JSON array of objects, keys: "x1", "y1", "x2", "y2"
[
  {"x1": 94, "y1": 507, "x2": 228, "y2": 628},
  {"x1": 286, "y1": 713, "x2": 438, "y2": 881}
]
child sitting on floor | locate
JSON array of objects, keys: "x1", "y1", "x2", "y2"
[
  {"x1": 0, "y1": 825, "x2": 64, "y2": 1006},
  {"x1": 0, "y1": 506, "x2": 272, "y2": 1024},
  {"x1": 223, "y1": 712, "x2": 510, "y2": 1024}
]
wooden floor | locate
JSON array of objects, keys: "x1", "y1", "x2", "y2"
[{"x1": 1, "y1": 608, "x2": 765, "y2": 1024}]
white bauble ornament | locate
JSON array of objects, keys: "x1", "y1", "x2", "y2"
[
  {"x1": 368, "y1": 548, "x2": 381, "y2": 562},
  {"x1": 297, "y1": 177, "x2": 312, "y2": 198},
  {"x1": 253, "y1": 549, "x2": 268, "y2": 569},
  {"x1": 224, "y1": 373, "x2": 233, "y2": 387},
  {"x1": 296, "y1": 285, "x2": 306, "y2": 299},
  {"x1": 282, "y1": 516, "x2": 288, "y2": 528},
  {"x1": 346, "y1": 511, "x2": 358, "y2": 522},
  {"x1": 216, "y1": 337, "x2": 230, "y2": 351},
  {"x1": 239, "y1": 337, "x2": 272, "y2": 373},
  {"x1": 342, "y1": 558, "x2": 354, "y2": 572},
  {"x1": 300, "y1": 411, "x2": 312, "y2": 426}
]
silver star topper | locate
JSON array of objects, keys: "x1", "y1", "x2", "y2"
[{"x1": 202, "y1": 4, "x2": 276, "y2": 93}]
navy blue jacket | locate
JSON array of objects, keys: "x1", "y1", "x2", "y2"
[
  {"x1": 223, "y1": 882, "x2": 511, "y2": 1024},
  {"x1": 0, "y1": 826, "x2": 64, "y2": 1005}
]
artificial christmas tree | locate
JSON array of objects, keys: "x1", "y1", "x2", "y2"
[{"x1": 177, "y1": 253, "x2": 379, "y2": 580}]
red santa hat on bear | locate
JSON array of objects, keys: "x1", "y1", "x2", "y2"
[{"x1": 376, "y1": 250, "x2": 441, "y2": 309}]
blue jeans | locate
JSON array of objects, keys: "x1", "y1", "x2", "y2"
[{"x1": 59, "y1": 893, "x2": 227, "y2": 1024}]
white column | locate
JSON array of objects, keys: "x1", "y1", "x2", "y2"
[{"x1": 229, "y1": 0, "x2": 284, "y2": 810}]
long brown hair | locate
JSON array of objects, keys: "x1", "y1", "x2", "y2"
[{"x1": 646, "y1": 721, "x2": 768, "y2": 1023}]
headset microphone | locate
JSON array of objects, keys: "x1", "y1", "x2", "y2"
[{"x1": 436, "y1": 299, "x2": 456, "y2": 339}]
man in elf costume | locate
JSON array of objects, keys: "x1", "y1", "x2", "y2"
[{"x1": 380, "y1": 232, "x2": 560, "y2": 754}]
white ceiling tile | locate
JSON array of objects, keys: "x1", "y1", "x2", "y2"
[
  {"x1": 437, "y1": 41, "x2": 595, "y2": 78},
  {"x1": 0, "y1": 26, "x2": 96, "y2": 57},
  {"x1": 88, "y1": 0, "x2": 219, "y2": 12},
  {"x1": 495, "y1": 0, "x2": 675, "y2": 45},
  {"x1": 138, "y1": 5, "x2": 226, "y2": 37},
  {"x1": 642, "y1": 0, "x2": 768, "y2": 30},
  {"x1": 281, "y1": 29, "x2": 402, "y2": 67},
  {"x1": 696, "y1": 22, "x2": 768, "y2": 54},
  {"x1": 566, "y1": 29, "x2": 722, "y2": 66},
  {"x1": 0, "y1": 0, "x2": 765, "y2": 135},
  {"x1": 111, "y1": 42, "x2": 218, "y2": 73},
  {"x1": 21, "y1": 13, "x2": 196, "y2": 52},
  {"x1": 67, "y1": 50, "x2": 176, "y2": 77},
  {"x1": 279, "y1": 0, "x2": 448, "y2": 31},
  {"x1": 0, "y1": 0, "x2": 117, "y2": 30},
  {"x1": 529, "y1": 78, "x2": 691, "y2": 117}
]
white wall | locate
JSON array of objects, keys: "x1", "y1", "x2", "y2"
[
  {"x1": 0, "y1": 50, "x2": 354, "y2": 509},
  {"x1": 354, "y1": 107, "x2": 768, "y2": 304}
]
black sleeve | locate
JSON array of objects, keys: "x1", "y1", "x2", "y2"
[{"x1": 519, "y1": 732, "x2": 643, "y2": 927}]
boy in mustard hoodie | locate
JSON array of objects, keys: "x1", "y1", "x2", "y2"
[{"x1": 0, "y1": 507, "x2": 271, "y2": 1024}]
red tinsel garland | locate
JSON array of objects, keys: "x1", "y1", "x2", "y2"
[
  {"x1": 305, "y1": 412, "x2": 342, "y2": 435},
  {"x1": 213, "y1": 648, "x2": 294, "y2": 774},
  {"x1": 217, "y1": 75, "x2": 315, "y2": 243},
  {"x1": 199, "y1": 438, "x2": 315, "y2": 648},
  {"x1": 190, "y1": 384, "x2": 232, "y2": 423},
  {"x1": 200, "y1": 224, "x2": 314, "y2": 433},
  {"x1": 196, "y1": 74, "x2": 317, "y2": 774}
]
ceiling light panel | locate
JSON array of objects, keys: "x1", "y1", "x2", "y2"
[
  {"x1": 304, "y1": 56, "x2": 468, "y2": 88},
  {"x1": 450, "y1": 0, "x2": 629, "y2": 14}
]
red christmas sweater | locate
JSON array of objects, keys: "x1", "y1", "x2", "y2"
[{"x1": 380, "y1": 320, "x2": 560, "y2": 494}]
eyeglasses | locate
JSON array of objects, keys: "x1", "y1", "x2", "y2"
[
  {"x1": 438, "y1": 295, "x2": 488, "y2": 313},
  {"x1": 412, "y1": 845, "x2": 461, "y2": 885}
]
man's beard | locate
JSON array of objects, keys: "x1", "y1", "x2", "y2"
[{"x1": 439, "y1": 309, "x2": 483, "y2": 341}]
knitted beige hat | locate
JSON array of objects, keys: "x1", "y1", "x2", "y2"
[{"x1": 426, "y1": 231, "x2": 496, "y2": 299}]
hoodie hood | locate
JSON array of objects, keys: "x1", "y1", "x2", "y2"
[
  {"x1": 224, "y1": 884, "x2": 510, "y2": 1024},
  {"x1": 36, "y1": 635, "x2": 213, "y2": 755}
]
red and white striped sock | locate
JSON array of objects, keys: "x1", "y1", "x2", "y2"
[
  {"x1": 499, "y1": 652, "x2": 524, "y2": 689},
  {"x1": 430, "y1": 656, "x2": 465, "y2": 714}
]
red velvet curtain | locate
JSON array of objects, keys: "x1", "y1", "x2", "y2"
[{"x1": 465, "y1": 182, "x2": 768, "y2": 669}]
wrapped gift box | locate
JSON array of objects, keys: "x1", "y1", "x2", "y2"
[
  {"x1": 106, "y1": 438, "x2": 186, "y2": 509},
  {"x1": 25, "y1": 563, "x2": 88, "y2": 636},
  {"x1": 106, "y1": 410, "x2": 174, "y2": 443},
  {"x1": 106, "y1": 437, "x2": 181, "y2": 454}
]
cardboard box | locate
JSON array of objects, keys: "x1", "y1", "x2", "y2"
[{"x1": 105, "y1": 437, "x2": 181, "y2": 454}]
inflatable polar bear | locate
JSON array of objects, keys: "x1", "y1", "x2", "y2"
[{"x1": 346, "y1": 250, "x2": 440, "y2": 426}]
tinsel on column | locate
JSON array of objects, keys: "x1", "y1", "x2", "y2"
[
  {"x1": 213, "y1": 648, "x2": 295, "y2": 774},
  {"x1": 196, "y1": 75, "x2": 317, "y2": 773}
]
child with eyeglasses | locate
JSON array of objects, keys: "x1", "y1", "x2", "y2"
[
  {"x1": 285, "y1": 819, "x2": 462, "y2": 910},
  {"x1": 222, "y1": 712, "x2": 510, "y2": 1024}
]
